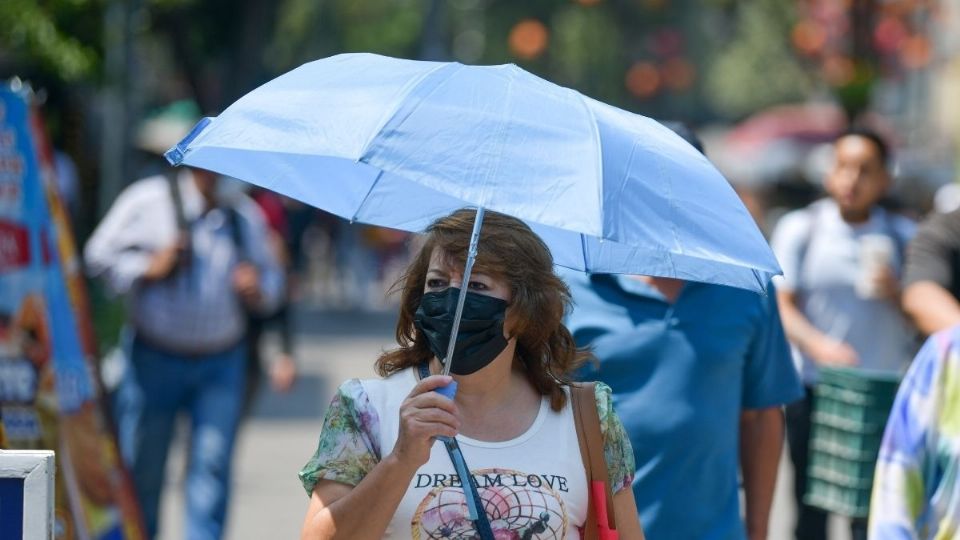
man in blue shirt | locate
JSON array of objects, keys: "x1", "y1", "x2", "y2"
[
  {"x1": 559, "y1": 123, "x2": 802, "y2": 539},
  {"x1": 561, "y1": 271, "x2": 802, "y2": 539}
]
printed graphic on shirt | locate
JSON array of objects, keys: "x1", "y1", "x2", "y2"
[{"x1": 411, "y1": 467, "x2": 570, "y2": 539}]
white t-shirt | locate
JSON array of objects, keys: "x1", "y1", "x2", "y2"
[
  {"x1": 771, "y1": 199, "x2": 917, "y2": 383},
  {"x1": 299, "y1": 368, "x2": 634, "y2": 539}
]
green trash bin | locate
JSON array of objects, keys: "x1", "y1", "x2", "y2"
[{"x1": 804, "y1": 366, "x2": 900, "y2": 518}]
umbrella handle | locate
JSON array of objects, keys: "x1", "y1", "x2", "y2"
[
  {"x1": 435, "y1": 380, "x2": 458, "y2": 444},
  {"x1": 435, "y1": 380, "x2": 458, "y2": 401}
]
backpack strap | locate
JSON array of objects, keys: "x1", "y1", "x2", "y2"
[
  {"x1": 225, "y1": 205, "x2": 247, "y2": 262},
  {"x1": 167, "y1": 168, "x2": 247, "y2": 262},
  {"x1": 165, "y1": 169, "x2": 189, "y2": 235},
  {"x1": 881, "y1": 208, "x2": 908, "y2": 264},
  {"x1": 165, "y1": 169, "x2": 192, "y2": 274},
  {"x1": 571, "y1": 382, "x2": 618, "y2": 539},
  {"x1": 794, "y1": 202, "x2": 824, "y2": 291}
]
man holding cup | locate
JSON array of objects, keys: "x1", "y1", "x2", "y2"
[{"x1": 770, "y1": 128, "x2": 916, "y2": 539}]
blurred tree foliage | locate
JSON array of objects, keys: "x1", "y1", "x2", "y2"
[
  {"x1": 704, "y1": 0, "x2": 814, "y2": 119},
  {"x1": 0, "y1": 0, "x2": 103, "y2": 81},
  {"x1": 146, "y1": 0, "x2": 284, "y2": 111},
  {"x1": 1, "y1": 0, "x2": 823, "y2": 122}
]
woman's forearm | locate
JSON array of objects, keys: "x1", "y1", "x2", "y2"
[
  {"x1": 302, "y1": 374, "x2": 464, "y2": 538},
  {"x1": 301, "y1": 453, "x2": 420, "y2": 540}
]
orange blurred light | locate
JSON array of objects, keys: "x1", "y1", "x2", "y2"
[
  {"x1": 508, "y1": 19, "x2": 549, "y2": 60},
  {"x1": 822, "y1": 55, "x2": 856, "y2": 86},
  {"x1": 625, "y1": 62, "x2": 660, "y2": 98},
  {"x1": 900, "y1": 35, "x2": 932, "y2": 69},
  {"x1": 661, "y1": 57, "x2": 695, "y2": 91},
  {"x1": 792, "y1": 20, "x2": 827, "y2": 55}
]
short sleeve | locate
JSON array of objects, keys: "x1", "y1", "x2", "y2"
[
  {"x1": 83, "y1": 179, "x2": 159, "y2": 296},
  {"x1": 298, "y1": 379, "x2": 382, "y2": 495},
  {"x1": 769, "y1": 209, "x2": 813, "y2": 292},
  {"x1": 595, "y1": 382, "x2": 635, "y2": 493},
  {"x1": 742, "y1": 284, "x2": 804, "y2": 409},
  {"x1": 903, "y1": 212, "x2": 958, "y2": 289},
  {"x1": 869, "y1": 333, "x2": 943, "y2": 537}
]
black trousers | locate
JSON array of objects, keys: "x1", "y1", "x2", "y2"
[
  {"x1": 785, "y1": 386, "x2": 867, "y2": 540},
  {"x1": 242, "y1": 302, "x2": 293, "y2": 415}
]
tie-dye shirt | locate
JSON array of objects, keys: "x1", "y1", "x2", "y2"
[{"x1": 870, "y1": 326, "x2": 960, "y2": 539}]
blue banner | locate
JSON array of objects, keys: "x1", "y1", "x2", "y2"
[{"x1": 0, "y1": 88, "x2": 144, "y2": 539}]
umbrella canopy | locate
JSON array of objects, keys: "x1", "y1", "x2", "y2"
[{"x1": 166, "y1": 53, "x2": 780, "y2": 292}]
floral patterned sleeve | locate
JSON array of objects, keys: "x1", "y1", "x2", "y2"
[
  {"x1": 298, "y1": 379, "x2": 382, "y2": 495},
  {"x1": 595, "y1": 382, "x2": 635, "y2": 493}
]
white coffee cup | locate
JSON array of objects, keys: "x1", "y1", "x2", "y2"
[{"x1": 856, "y1": 234, "x2": 895, "y2": 298}]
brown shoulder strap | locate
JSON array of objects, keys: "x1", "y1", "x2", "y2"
[
  {"x1": 571, "y1": 382, "x2": 617, "y2": 537},
  {"x1": 571, "y1": 382, "x2": 598, "y2": 540}
]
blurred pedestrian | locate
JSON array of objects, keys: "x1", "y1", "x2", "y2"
[
  {"x1": 559, "y1": 123, "x2": 803, "y2": 540},
  {"x1": 84, "y1": 105, "x2": 284, "y2": 540},
  {"x1": 901, "y1": 208, "x2": 960, "y2": 336},
  {"x1": 771, "y1": 127, "x2": 916, "y2": 539},
  {"x1": 869, "y1": 324, "x2": 960, "y2": 538},
  {"x1": 242, "y1": 187, "x2": 299, "y2": 415},
  {"x1": 53, "y1": 149, "x2": 80, "y2": 222}
]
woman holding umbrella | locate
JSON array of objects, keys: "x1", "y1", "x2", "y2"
[
  {"x1": 165, "y1": 51, "x2": 781, "y2": 540},
  {"x1": 298, "y1": 209, "x2": 643, "y2": 539}
]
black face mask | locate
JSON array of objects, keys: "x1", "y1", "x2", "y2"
[{"x1": 413, "y1": 287, "x2": 509, "y2": 376}]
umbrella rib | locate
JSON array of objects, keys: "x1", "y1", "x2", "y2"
[
  {"x1": 580, "y1": 233, "x2": 590, "y2": 272},
  {"x1": 572, "y1": 94, "x2": 605, "y2": 237},
  {"x1": 751, "y1": 268, "x2": 769, "y2": 297},
  {"x1": 351, "y1": 169, "x2": 384, "y2": 223},
  {"x1": 357, "y1": 61, "x2": 458, "y2": 162},
  {"x1": 475, "y1": 67, "x2": 516, "y2": 208}
]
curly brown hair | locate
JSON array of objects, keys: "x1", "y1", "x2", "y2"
[{"x1": 376, "y1": 208, "x2": 590, "y2": 411}]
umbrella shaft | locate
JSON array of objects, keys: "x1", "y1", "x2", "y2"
[{"x1": 441, "y1": 207, "x2": 485, "y2": 376}]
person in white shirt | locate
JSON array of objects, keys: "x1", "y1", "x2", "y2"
[
  {"x1": 85, "y1": 165, "x2": 283, "y2": 540},
  {"x1": 770, "y1": 128, "x2": 916, "y2": 540}
]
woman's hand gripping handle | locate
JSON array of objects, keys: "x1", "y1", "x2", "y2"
[{"x1": 391, "y1": 375, "x2": 461, "y2": 468}]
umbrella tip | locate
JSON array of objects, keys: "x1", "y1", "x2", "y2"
[{"x1": 164, "y1": 117, "x2": 212, "y2": 166}]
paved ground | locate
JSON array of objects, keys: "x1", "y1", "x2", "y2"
[{"x1": 155, "y1": 306, "x2": 853, "y2": 539}]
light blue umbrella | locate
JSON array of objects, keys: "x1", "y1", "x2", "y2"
[
  {"x1": 165, "y1": 52, "x2": 780, "y2": 374},
  {"x1": 166, "y1": 53, "x2": 779, "y2": 289}
]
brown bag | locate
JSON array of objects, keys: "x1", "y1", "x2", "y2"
[{"x1": 570, "y1": 382, "x2": 619, "y2": 540}]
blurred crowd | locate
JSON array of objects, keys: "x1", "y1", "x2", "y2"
[
  {"x1": 7, "y1": 1, "x2": 960, "y2": 538},
  {"x1": 68, "y1": 101, "x2": 960, "y2": 540}
]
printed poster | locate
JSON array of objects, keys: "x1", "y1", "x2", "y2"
[{"x1": 0, "y1": 87, "x2": 145, "y2": 539}]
